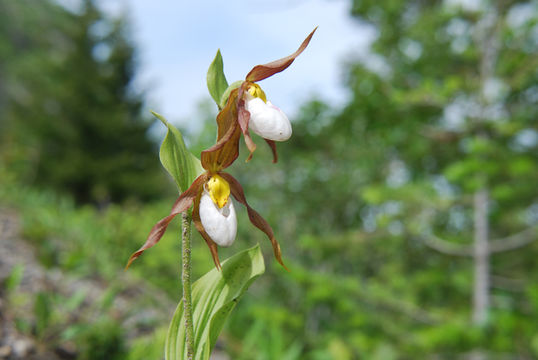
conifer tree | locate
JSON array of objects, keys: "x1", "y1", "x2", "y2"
[{"x1": 0, "y1": 0, "x2": 166, "y2": 203}]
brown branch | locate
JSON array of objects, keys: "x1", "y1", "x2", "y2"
[
  {"x1": 489, "y1": 226, "x2": 538, "y2": 253},
  {"x1": 354, "y1": 279, "x2": 442, "y2": 325},
  {"x1": 419, "y1": 234, "x2": 473, "y2": 257},
  {"x1": 490, "y1": 275, "x2": 526, "y2": 292}
]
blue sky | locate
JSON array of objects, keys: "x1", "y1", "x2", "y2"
[{"x1": 95, "y1": 0, "x2": 374, "y2": 130}]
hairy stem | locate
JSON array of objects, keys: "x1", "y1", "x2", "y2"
[{"x1": 182, "y1": 212, "x2": 195, "y2": 359}]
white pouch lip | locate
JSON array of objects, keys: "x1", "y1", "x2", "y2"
[
  {"x1": 199, "y1": 190, "x2": 237, "y2": 247},
  {"x1": 246, "y1": 97, "x2": 292, "y2": 141}
]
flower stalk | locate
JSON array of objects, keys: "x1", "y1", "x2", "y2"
[{"x1": 181, "y1": 212, "x2": 195, "y2": 359}]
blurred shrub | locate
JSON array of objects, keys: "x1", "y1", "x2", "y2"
[{"x1": 78, "y1": 318, "x2": 127, "y2": 360}]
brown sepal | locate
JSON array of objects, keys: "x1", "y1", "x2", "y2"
[
  {"x1": 202, "y1": 88, "x2": 242, "y2": 172},
  {"x1": 220, "y1": 173, "x2": 288, "y2": 270},
  {"x1": 202, "y1": 107, "x2": 239, "y2": 173},
  {"x1": 245, "y1": 27, "x2": 317, "y2": 82},
  {"x1": 125, "y1": 174, "x2": 208, "y2": 270},
  {"x1": 192, "y1": 189, "x2": 222, "y2": 270},
  {"x1": 201, "y1": 123, "x2": 241, "y2": 172},
  {"x1": 217, "y1": 89, "x2": 240, "y2": 140}
]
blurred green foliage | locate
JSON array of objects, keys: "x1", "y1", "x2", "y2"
[
  {"x1": 0, "y1": 0, "x2": 537, "y2": 359},
  {"x1": 0, "y1": 180, "x2": 216, "y2": 295},
  {"x1": 0, "y1": 180, "x2": 210, "y2": 359},
  {"x1": 78, "y1": 318, "x2": 126, "y2": 360}
]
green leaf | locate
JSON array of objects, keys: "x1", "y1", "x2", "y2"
[
  {"x1": 207, "y1": 50, "x2": 229, "y2": 107},
  {"x1": 153, "y1": 111, "x2": 204, "y2": 193},
  {"x1": 165, "y1": 245, "x2": 265, "y2": 360}
]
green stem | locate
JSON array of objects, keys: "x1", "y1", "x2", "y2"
[{"x1": 181, "y1": 212, "x2": 195, "y2": 359}]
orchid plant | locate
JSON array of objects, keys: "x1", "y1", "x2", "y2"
[{"x1": 126, "y1": 28, "x2": 316, "y2": 360}]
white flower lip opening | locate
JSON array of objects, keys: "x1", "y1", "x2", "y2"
[{"x1": 246, "y1": 97, "x2": 292, "y2": 141}]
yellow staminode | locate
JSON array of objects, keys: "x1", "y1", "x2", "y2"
[
  {"x1": 206, "y1": 174, "x2": 230, "y2": 208},
  {"x1": 248, "y1": 83, "x2": 267, "y2": 103}
]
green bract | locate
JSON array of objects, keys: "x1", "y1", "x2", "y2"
[
  {"x1": 206, "y1": 50, "x2": 229, "y2": 108},
  {"x1": 153, "y1": 111, "x2": 204, "y2": 193},
  {"x1": 218, "y1": 80, "x2": 243, "y2": 110}
]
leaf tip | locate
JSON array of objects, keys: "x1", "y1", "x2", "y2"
[{"x1": 150, "y1": 110, "x2": 168, "y2": 126}]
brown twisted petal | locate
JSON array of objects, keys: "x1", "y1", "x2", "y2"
[
  {"x1": 192, "y1": 189, "x2": 222, "y2": 270},
  {"x1": 220, "y1": 172, "x2": 288, "y2": 270},
  {"x1": 264, "y1": 139, "x2": 278, "y2": 163},
  {"x1": 236, "y1": 82, "x2": 257, "y2": 161},
  {"x1": 245, "y1": 27, "x2": 317, "y2": 83},
  {"x1": 125, "y1": 173, "x2": 208, "y2": 269},
  {"x1": 238, "y1": 100, "x2": 257, "y2": 162}
]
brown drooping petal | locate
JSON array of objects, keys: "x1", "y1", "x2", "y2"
[
  {"x1": 125, "y1": 174, "x2": 208, "y2": 269},
  {"x1": 264, "y1": 139, "x2": 278, "y2": 163},
  {"x1": 220, "y1": 173, "x2": 288, "y2": 270},
  {"x1": 192, "y1": 191, "x2": 222, "y2": 270},
  {"x1": 245, "y1": 27, "x2": 317, "y2": 83},
  {"x1": 238, "y1": 97, "x2": 257, "y2": 161}
]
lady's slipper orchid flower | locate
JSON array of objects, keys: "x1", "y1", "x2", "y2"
[
  {"x1": 206, "y1": 28, "x2": 317, "y2": 163},
  {"x1": 126, "y1": 125, "x2": 285, "y2": 270}
]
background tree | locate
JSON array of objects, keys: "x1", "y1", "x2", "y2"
[{"x1": 0, "y1": 0, "x2": 167, "y2": 204}]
